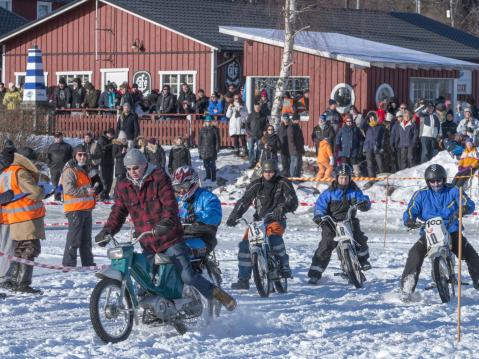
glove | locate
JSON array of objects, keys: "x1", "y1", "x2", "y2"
[
  {"x1": 153, "y1": 219, "x2": 174, "y2": 238},
  {"x1": 313, "y1": 215, "x2": 324, "y2": 226},
  {"x1": 263, "y1": 213, "x2": 275, "y2": 223},
  {"x1": 226, "y1": 216, "x2": 238, "y2": 227},
  {"x1": 95, "y1": 229, "x2": 111, "y2": 247},
  {"x1": 357, "y1": 200, "x2": 369, "y2": 211},
  {"x1": 404, "y1": 218, "x2": 416, "y2": 228},
  {"x1": 183, "y1": 212, "x2": 196, "y2": 224}
]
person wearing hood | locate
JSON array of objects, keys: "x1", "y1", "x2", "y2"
[
  {"x1": 168, "y1": 136, "x2": 191, "y2": 175},
  {"x1": 61, "y1": 144, "x2": 101, "y2": 268},
  {"x1": 112, "y1": 130, "x2": 129, "y2": 181},
  {"x1": 361, "y1": 112, "x2": 385, "y2": 178},
  {"x1": 336, "y1": 114, "x2": 362, "y2": 176},
  {"x1": 441, "y1": 110, "x2": 458, "y2": 141},
  {"x1": 390, "y1": 110, "x2": 418, "y2": 170},
  {"x1": 0, "y1": 148, "x2": 46, "y2": 294},
  {"x1": 312, "y1": 114, "x2": 335, "y2": 155},
  {"x1": 95, "y1": 150, "x2": 237, "y2": 311}
]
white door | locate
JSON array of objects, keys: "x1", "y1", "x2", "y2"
[{"x1": 100, "y1": 68, "x2": 129, "y2": 91}]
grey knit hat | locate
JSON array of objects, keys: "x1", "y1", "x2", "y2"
[{"x1": 123, "y1": 148, "x2": 147, "y2": 167}]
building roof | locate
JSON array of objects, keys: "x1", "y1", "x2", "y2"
[
  {"x1": 0, "y1": 7, "x2": 28, "y2": 37},
  {"x1": 219, "y1": 26, "x2": 479, "y2": 71}
]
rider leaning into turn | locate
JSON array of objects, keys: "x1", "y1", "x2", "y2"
[
  {"x1": 171, "y1": 166, "x2": 222, "y2": 252},
  {"x1": 226, "y1": 159, "x2": 299, "y2": 290},
  {"x1": 95, "y1": 149, "x2": 236, "y2": 311},
  {"x1": 401, "y1": 164, "x2": 479, "y2": 299},
  {"x1": 308, "y1": 163, "x2": 371, "y2": 285}
]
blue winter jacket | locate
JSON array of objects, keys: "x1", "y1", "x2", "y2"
[
  {"x1": 362, "y1": 123, "x2": 385, "y2": 153},
  {"x1": 390, "y1": 121, "x2": 419, "y2": 149},
  {"x1": 207, "y1": 100, "x2": 224, "y2": 119},
  {"x1": 336, "y1": 125, "x2": 362, "y2": 158},
  {"x1": 314, "y1": 181, "x2": 371, "y2": 221},
  {"x1": 177, "y1": 187, "x2": 222, "y2": 226},
  {"x1": 403, "y1": 185, "x2": 475, "y2": 233}
]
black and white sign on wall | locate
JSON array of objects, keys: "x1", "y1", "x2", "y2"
[
  {"x1": 225, "y1": 59, "x2": 241, "y2": 89},
  {"x1": 133, "y1": 71, "x2": 152, "y2": 95}
]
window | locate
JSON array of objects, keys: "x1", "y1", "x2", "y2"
[
  {"x1": 159, "y1": 71, "x2": 196, "y2": 95},
  {"x1": 375, "y1": 83, "x2": 395, "y2": 104},
  {"x1": 0, "y1": 0, "x2": 12, "y2": 11},
  {"x1": 37, "y1": 1, "x2": 52, "y2": 19},
  {"x1": 56, "y1": 72, "x2": 92, "y2": 86},
  {"x1": 252, "y1": 77, "x2": 309, "y2": 101},
  {"x1": 330, "y1": 83, "x2": 355, "y2": 113},
  {"x1": 15, "y1": 72, "x2": 48, "y2": 87},
  {"x1": 409, "y1": 78, "x2": 454, "y2": 106}
]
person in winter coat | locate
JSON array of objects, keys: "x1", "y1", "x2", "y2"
[
  {"x1": 143, "y1": 138, "x2": 166, "y2": 169},
  {"x1": 419, "y1": 102, "x2": 441, "y2": 163},
  {"x1": 97, "y1": 128, "x2": 115, "y2": 200},
  {"x1": 336, "y1": 115, "x2": 362, "y2": 176},
  {"x1": 207, "y1": 92, "x2": 224, "y2": 121},
  {"x1": 456, "y1": 107, "x2": 479, "y2": 142},
  {"x1": 277, "y1": 115, "x2": 291, "y2": 177},
  {"x1": 195, "y1": 89, "x2": 209, "y2": 114},
  {"x1": 226, "y1": 159, "x2": 298, "y2": 289},
  {"x1": 452, "y1": 138, "x2": 479, "y2": 188},
  {"x1": 227, "y1": 95, "x2": 248, "y2": 156},
  {"x1": 308, "y1": 164, "x2": 371, "y2": 284},
  {"x1": 95, "y1": 150, "x2": 236, "y2": 311},
  {"x1": 172, "y1": 166, "x2": 222, "y2": 252},
  {"x1": 62, "y1": 145, "x2": 102, "y2": 268},
  {"x1": 98, "y1": 84, "x2": 119, "y2": 110},
  {"x1": 0, "y1": 150, "x2": 46, "y2": 294},
  {"x1": 245, "y1": 103, "x2": 268, "y2": 168},
  {"x1": 441, "y1": 110, "x2": 458, "y2": 140},
  {"x1": 51, "y1": 78, "x2": 72, "y2": 109},
  {"x1": 382, "y1": 112, "x2": 398, "y2": 173},
  {"x1": 71, "y1": 78, "x2": 85, "y2": 109},
  {"x1": 118, "y1": 82, "x2": 134, "y2": 110},
  {"x1": 0, "y1": 82, "x2": 6, "y2": 110},
  {"x1": 156, "y1": 85, "x2": 177, "y2": 119},
  {"x1": 199, "y1": 118, "x2": 220, "y2": 182},
  {"x1": 390, "y1": 110, "x2": 418, "y2": 170},
  {"x1": 168, "y1": 136, "x2": 191, "y2": 175},
  {"x1": 401, "y1": 164, "x2": 479, "y2": 300},
  {"x1": 259, "y1": 125, "x2": 281, "y2": 164},
  {"x1": 178, "y1": 83, "x2": 196, "y2": 113},
  {"x1": 287, "y1": 116, "x2": 305, "y2": 178},
  {"x1": 3, "y1": 83, "x2": 22, "y2": 110},
  {"x1": 258, "y1": 90, "x2": 271, "y2": 117},
  {"x1": 83, "y1": 82, "x2": 99, "y2": 109},
  {"x1": 316, "y1": 139, "x2": 334, "y2": 181},
  {"x1": 312, "y1": 114, "x2": 335, "y2": 154},
  {"x1": 349, "y1": 106, "x2": 363, "y2": 128},
  {"x1": 47, "y1": 132, "x2": 73, "y2": 201},
  {"x1": 361, "y1": 113, "x2": 385, "y2": 177},
  {"x1": 83, "y1": 132, "x2": 102, "y2": 171},
  {"x1": 130, "y1": 84, "x2": 143, "y2": 108},
  {"x1": 324, "y1": 99, "x2": 341, "y2": 132},
  {"x1": 112, "y1": 131, "x2": 128, "y2": 181},
  {"x1": 116, "y1": 103, "x2": 139, "y2": 147},
  {"x1": 281, "y1": 92, "x2": 296, "y2": 116}
]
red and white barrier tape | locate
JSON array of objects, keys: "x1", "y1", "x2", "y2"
[{"x1": 0, "y1": 250, "x2": 107, "y2": 272}]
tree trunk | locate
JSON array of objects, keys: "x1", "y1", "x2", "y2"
[{"x1": 270, "y1": 0, "x2": 297, "y2": 128}]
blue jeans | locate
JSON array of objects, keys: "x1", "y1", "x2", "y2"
[
  {"x1": 203, "y1": 159, "x2": 216, "y2": 180},
  {"x1": 247, "y1": 137, "x2": 260, "y2": 166},
  {"x1": 165, "y1": 242, "x2": 214, "y2": 299},
  {"x1": 290, "y1": 155, "x2": 302, "y2": 178},
  {"x1": 420, "y1": 137, "x2": 435, "y2": 164}
]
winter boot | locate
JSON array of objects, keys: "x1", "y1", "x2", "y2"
[
  {"x1": 212, "y1": 287, "x2": 237, "y2": 311},
  {"x1": 0, "y1": 262, "x2": 19, "y2": 290},
  {"x1": 359, "y1": 258, "x2": 372, "y2": 271},
  {"x1": 308, "y1": 273, "x2": 322, "y2": 285},
  {"x1": 14, "y1": 264, "x2": 42, "y2": 295},
  {"x1": 280, "y1": 265, "x2": 293, "y2": 279},
  {"x1": 231, "y1": 278, "x2": 250, "y2": 290}
]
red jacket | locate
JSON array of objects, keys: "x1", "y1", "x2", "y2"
[{"x1": 104, "y1": 166, "x2": 183, "y2": 253}]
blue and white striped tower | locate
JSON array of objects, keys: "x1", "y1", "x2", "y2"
[{"x1": 23, "y1": 45, "x2": 47, "y2": 103}]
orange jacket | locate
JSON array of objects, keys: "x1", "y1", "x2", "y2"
[
  {"x1": 459, "y1": 147, "x2": 479, "y2": 169},
  {"x1": 317, "y1": 140, "x2": 333, "y2": 165},
  {"x1": 0, "y1": 165, "x2": 45, "y2": 224},
  {"x1": 281, "y1": 98, "x2": 295, "y2": 114},
  {"x1": 63, "y1": 167, "x2": 96, "y2": 212}
]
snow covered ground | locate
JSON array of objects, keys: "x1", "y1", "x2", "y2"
[{"x1": 1, "y1": 149, "x2": 478, "y2": 358}]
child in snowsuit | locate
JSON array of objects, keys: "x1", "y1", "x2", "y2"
[{"x1": 316, "y1": 138, "x2": 334, "y2": 181}]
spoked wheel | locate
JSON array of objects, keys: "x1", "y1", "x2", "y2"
[
  {"x1": 90, "y1": 278, "x2": 134, "y2": 343},
  {"x1": 433, "y1": 256, "x2": 453, "y2": 303},
  {"x1": 343, "y1": 246, "x2": 364, "y2": 289},
  {"x1": 252, "y1": 251, "x2": 270, "y2": 297},
  {"x1": 205, "y1": 259, "x2": 223, "y2": 318}
]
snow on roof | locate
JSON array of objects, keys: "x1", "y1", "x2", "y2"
[{"x1": 219, "y1": 26, "x2": 479, "y2": 70}]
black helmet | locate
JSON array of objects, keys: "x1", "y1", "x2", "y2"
[
  {"x1": 424, "y1": 164, "x2": 447, "y2": 185},
  {"x1": 334, "y1": 163, "x2": 353, "y2": 178},
  {"x1": 261, "y1": 159, "x2": 278, "y2": 173}
]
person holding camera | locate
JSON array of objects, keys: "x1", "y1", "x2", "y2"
[{"x1": 227, "y1": 94, "x2": 248, "y2": 156}]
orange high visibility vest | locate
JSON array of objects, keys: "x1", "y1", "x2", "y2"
[
  {"x1": 282, "y1": 98, "x2": 295, "y2": 114},
  {"x1": 63, "y1": 168, "x2": 96, "y2": 213},
  {"x1": 0, "y1": 165, "x2": 45, "y2": 224}
]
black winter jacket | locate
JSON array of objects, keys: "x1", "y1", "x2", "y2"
[
  {"x1": 178, "y1": 90, "x2": 196, "y2": 113},
  {"x1": 116, "y1": 112, "x2": 140, "y2": 141},
  {"x1": 277, "y1": 124, "x2": 289, "y2": 155},
  {"x1": 47, "y1": 141, "x2": 73, "y2": 171},
  {"x1": 168, "y1": 145, "x2": 191, "y2": 174},
  {"x1": 53, "y1": 86, "x2": 72, "y2": 109},
  {"x1": 112, "y1": 140, "x2": 128, "y2": 179},
  {"x1": 312, "y1": 124, "x2": 335, "y2": 151},
  {"x1": 195, "y1": 96, "x2": 209, "y2": 114},
  {"x1": 287, "y1": 123, "x2": 305, "y2": 156},
  {"x1": 97, "y1": 134, "x2": 114, "y2": 166},
  {"x1": 71, "y1": 86, "x2": 85, "y2": 108},
  {"x1": 245, "y1": 112, "x2": 268, "y2": 140},
  {"x1": 144, "y1": 143, "x2": 166, "y2": 169},
  {"x1": 199, "y1": 126, "x2": 219, "y2": 160},
  {"x1": 156, "y1": 93, "x2": 177, "y2": 114}
]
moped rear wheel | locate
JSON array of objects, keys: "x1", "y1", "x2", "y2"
[
  {"x1": 252, "y1": 251, "x2": 270, "y2": 297},
  {"x1": 433, "y1": 256, "x2": 452, "y2": 303},
  {"x1": 343, "y1": 246, "x2": 364, "y2": 289},
  {"x1": 90, "y1": 278, "x2": 134, "y2": 343}
]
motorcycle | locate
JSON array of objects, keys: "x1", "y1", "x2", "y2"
[
  {"x1": 90, "y1": 231, "x2": 223, "y2": 343},
  {"x1": 320, "y1": 204, "x2": 365, "y2": 288},
  {"x1": 410, "y1": 217, "x2": 456, "y2": 303},
  {"x1": 241, "y1": 218, "x2": 287, "y2": 298}
]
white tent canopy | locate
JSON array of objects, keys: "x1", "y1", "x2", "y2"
[{"x1": 219, "y1": 26, "x2": 479, "y2": 71}]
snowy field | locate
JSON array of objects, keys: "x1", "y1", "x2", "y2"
[{"x1": 1, "y1": 150, "x2": 478, "y2": 358}]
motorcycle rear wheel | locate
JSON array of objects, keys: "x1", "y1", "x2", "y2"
[
  {"x1": 433, "y1": 256, "x2": 452, "y2": 303},
  {"x1": 252, "y1": 251, "x2": 270, "y2": 297}
]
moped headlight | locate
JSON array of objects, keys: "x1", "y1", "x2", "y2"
[{"x1": 107, "y1": 247, "x2": 124, "y2": 259}]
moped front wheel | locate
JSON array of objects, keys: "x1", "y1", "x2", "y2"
[
  {"x1": 433, "y1": 256, "x2": 452, "y2": 303},
  {"x1": 252, "y1": 251, "x2": 270, "y2": 297},
  {"x1": 90, "y1": 278, "x2": 134, "y2": 343},
  {"x1": 343, "y1": 246, "x2": 364, "y2": 289}
]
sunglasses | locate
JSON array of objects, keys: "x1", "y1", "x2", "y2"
[
  {"x1": 428, "y1": 179, "x2": 443, "y2": 184},
  {"x1": 76, "y1": 152, "x2": 87, "y2": 157},
  {"x1": 126, "y1": 166, "x2": 140, "y2": 172}
]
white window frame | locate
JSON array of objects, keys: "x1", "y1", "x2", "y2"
[
  {"x1": 409, "y1": 77, "x2": 456, "y2": 109},
  {"x1": 14, "y1": 71, "x2": 48, "y2": 87},
  {"x1": 0, "y1": 0, "x2": 12, "y2": 12},
  {"x1": 158, "y1": 70, "x2": 197, "y2": 96},
  {"x1": 375, "y1": 83, "x2": 395, "y2": 105},
  {"x1": 56, "y1": 71, "x2": 93, "y2": 86},
  {"x1": 100, "y1": 68, "x2": 129, "y2": 91},
  {"x1": 330, "y1": 83, "x2": 355, "y2": 114},
  {"x1": 37, "y1": 1, "x2": 52, "y2": 19}
]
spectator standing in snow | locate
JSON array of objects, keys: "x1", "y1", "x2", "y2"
[
  {"x1": 258, "y1": 90, "x2": 271, "y2": 117},
  {"x1": 46, "y1": 132, "x2": 73, "y2": 201},
  {"x1": 97, "y1": 128, "x2": 115, "y2": 200},
  {"x1": 390, "y1": 110, "x2": 418, "y2": 171},
  {"x1": 452, "y1": 138, "x2": 479, "y2": 188},
  {"x1": 419, "y1": 102, "x2": 441, "y2": 163},
  {"x1": 116, "y1": 103, "x2": 140, "y2": 148},
  {"x1": 144, "y1": 138, "x2": 166, "y2": 169},
  {"x1": 277, "y1": 114, "x2": 291, "y2": 177},
  {"x1": 456, "y1": 107, "x2": 479, "y2": 143},
  {"x1": 312, "y1": 114, "x2": 335, "y2": 155},
  {"x1": 168, "y1": 136, "x2": 191, "y2": 175},
  {"x1": 287, "y1": 115, "x2": 305, "y2": 178},
  {"x1": 441, "y1": 110, "x2": 458, "y2": 141},
  {"x1": 336, "y1": 115, "x2": 362, "y2": 176},
  {"x1": 227, "y1": 95, "x2": 248, "y2": 157},
  {"x1": 361, "y1": 112, "x2": 385, "y2": 178},
  {"x1": 199, "y1": 117, "x2": 220, "y2": 182},
  {"x1": 259, "y1": 125, "x2": 281, "y2": 164},
  {"x1": 112, "y1": 131, "x2": 129, "y2": 181},
  {"x1": 316, "y1": 138, "x2": 334, "y2": 181},
  {"x1": 82, "y1": 132, "x2": 102, "y2": 172},
  {"x1": 245, "y1": 103, "x2": 268, "y2": 168},
  {"x1": 324, "y1": 99, "x2": 341, "y2": 132}
]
